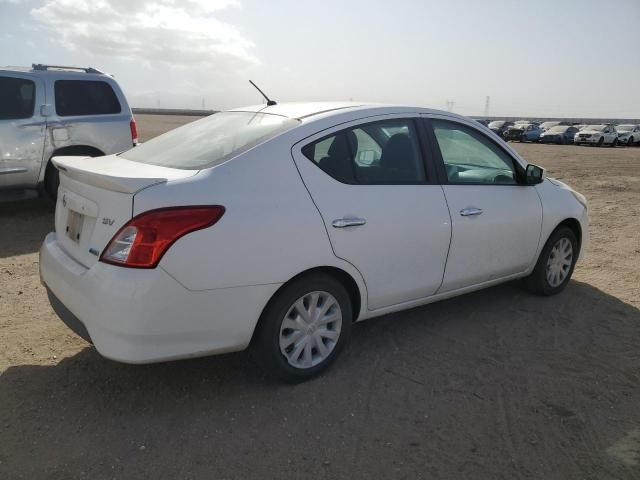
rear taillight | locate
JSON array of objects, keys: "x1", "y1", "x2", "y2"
[
  {"x1": 130, "y1": 117, "x2": 138, "y2": 145},
  {"x1": 100, "y1": 206, "x2": 225, "y2": 268}
]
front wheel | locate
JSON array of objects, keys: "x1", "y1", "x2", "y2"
[
  {"x1": 597, "y1": 137, "x2": 604, "y2": 147},
  {"x1": 254, "y1": 273, "x2": 352, "y2": 382},
  {"x1": 525, "y1": 226, "x2": 578, "y2": 296}
]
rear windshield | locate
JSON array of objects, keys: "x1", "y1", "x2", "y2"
[
  {"x1": 120, "y1": 111, "x2": 300, "y2": 169},
  {"x1": 548, "y1": 126, "x2": 569, "y2": 133}
]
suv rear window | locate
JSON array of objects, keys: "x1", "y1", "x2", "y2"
[
  {"x1": 0, "y1": 77, "x2": 35, "y2": 119},
  {"x1": 120, "y1": 111, "x2": 300, "y2": 170},
  {"x1": 54, "y1": 80, "x2": 121, "y2": 116}
]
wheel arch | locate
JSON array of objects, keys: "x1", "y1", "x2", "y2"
[
  {"x1": 42, "y1": 145, "x2": 106, "y2": 183},
  {"x1": 555, "y1": 217, "x2": 582, "y2": 252}
]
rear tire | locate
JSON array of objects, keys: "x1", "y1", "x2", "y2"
[
  {"x1": 254, "y1": 273, "x2": 352, "y2": 382},
  {"x1": 44, "y1": 162, "x2": 60, "y2": 201},
  {"x1": 611, "y1": 138, "x2": 618, "y2": 147},
  {"x1": 525, "y1": 226, "x2": 578, "y2": 296}
]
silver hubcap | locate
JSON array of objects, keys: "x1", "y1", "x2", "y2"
[
  {"x1": 546, "y1": 237, "x2": 573, "y2": 287},
  {"x1": 279, "y1": 291, "x2": 342, "y2": 369}
]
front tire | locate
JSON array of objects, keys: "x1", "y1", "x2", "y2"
[
  {"x1": 254, "y1": 273, "x2": 353, "y2": 382},
  {"x1": 597, "y1": 137, "x2": 604, "y2": 147},
  {"x1": 525, "y1": 226, "x2": 578, "y2": 296}
]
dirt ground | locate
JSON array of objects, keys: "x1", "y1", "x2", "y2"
[{"x1": 1, "y1": 115, "x2": 639, "y2": 479}]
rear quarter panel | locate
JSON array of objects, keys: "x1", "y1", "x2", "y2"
[
  {"x1": 41, "y1": 75, "x2": 133, "y2": 181},
  {"x1": 133, "y1": 138, "x2": 368, "y2": 305}
]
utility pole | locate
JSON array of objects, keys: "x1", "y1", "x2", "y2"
[
  {"x1": 484, "y1": 96, "x2": 490, "y2": 117},
  {"x1": 445, "y1": 99, "x2": 455, "y2": 112}
]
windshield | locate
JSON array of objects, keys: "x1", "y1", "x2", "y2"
[
  {"x1": 585, "y1": 124, "x2": 606, "y2": 132},
  {"x1": 548, "y1": 126, "x2": 569, "y2": 133},
  {"x1": 616, "y1": 125, "x2": 635, "y2": 132},
  {"x1": 540, "y1": 122, "x2": 560, "y2": 128},
  {"x1": 488, "y1": 121, "x2": 505, "y2": 128},
  {"x1": 120, "y1": 111, "x2": 300, "y2": 169}
]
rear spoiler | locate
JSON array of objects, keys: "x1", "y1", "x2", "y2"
[{"x1": 51, "y1": 156, "x2": 196, "y2": 194}]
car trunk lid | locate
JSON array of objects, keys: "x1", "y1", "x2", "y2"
[{"x1": 52, "y1": 155, "x2": 198, "y2": 268}]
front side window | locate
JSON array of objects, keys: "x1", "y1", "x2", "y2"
[
  {"x1": 0, "y1": 76, "x2": 35, "y2": 120},
  {"x1": 55, "y1": 80, "x2": 121, "y2": 116},
  {"x1": 302, "y1": 119, "x2": 426, "y2": 184},
  {"x1": 431, "y1": 120, "x2": 518, "y2": 185}
]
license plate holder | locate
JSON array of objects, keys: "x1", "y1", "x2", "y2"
[{"x1": 66, "y1": 210, "x2": 84, "y2": 244}]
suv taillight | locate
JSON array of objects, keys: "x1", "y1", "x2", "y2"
[
  {"x1": 100, "y1": 206, "x2": 225, "y2": 268},
  {"x1": 130, "y1": 117, "x2": 138, "y2": 145}
]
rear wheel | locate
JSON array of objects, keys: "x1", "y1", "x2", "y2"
[
  {"x1": 611, "y1": 137, "x2": 618, "y2": 147},
  {"x1": 255, "y1": 273, "x2": 352, "y2": 382},
  {"x1": 44, "y1": 161, "x2": 60, "y2": 200},
  {"x1": 525, "y1": 226, "x2": 578, "y2": 296}
]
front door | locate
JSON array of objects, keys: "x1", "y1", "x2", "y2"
[
  {"x1": 0, "y1": 73, "x2": 46, "y2": 188},
  {"x1": 291, "y1": 116, "x2": 452, "y2": 310},
  {"x1": 426, "y1": 117, "x2": 543, "y2": 292}
]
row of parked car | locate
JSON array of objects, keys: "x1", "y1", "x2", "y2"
[{"x1": 476, "y1": 119, "x2": 640, "y2": 147}]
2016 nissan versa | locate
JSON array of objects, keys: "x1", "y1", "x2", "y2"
[{"x1": 40, "y1": 102, "x2": 589, "y2": 381}]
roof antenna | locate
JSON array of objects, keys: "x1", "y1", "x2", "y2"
[{"x1": 249, "y1": 80, "x2": 277, "y2": 106}]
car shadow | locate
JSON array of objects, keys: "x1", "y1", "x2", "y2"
[
  {"x1": 1, "y1": 280, "x2": 639, "y2": 479},
  {"x1": 0, "y1": 197, "x2": 54, "y2": 259}
]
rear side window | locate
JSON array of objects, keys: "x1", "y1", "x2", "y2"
[
  {"x1": 54, "y1": 80, "x2": 121, "y2": 116},
  {"x1": 0, "y1": 77, "x2": 35, "y2": 119},
  {"x1": 302, "y1": 119, "x2": 426, "y2": 184}
]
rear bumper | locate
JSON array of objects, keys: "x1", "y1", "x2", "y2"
[{"x1": 39, "y1": 232, "x2": 281, "y2": 363}]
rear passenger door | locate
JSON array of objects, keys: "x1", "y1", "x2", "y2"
[
  {"x1": 424, "y1": 117, "x2": 542, "y2": 292},
  {"x1": 291, "y1": 116, "x2": 451, "y2": 310},
  {"x1": 0, "y1": 73, "x2": 47, "y2": 188}
]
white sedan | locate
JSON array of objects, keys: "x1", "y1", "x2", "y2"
[
  {"x1": 40, "y1": 103, "x2": 589, "y2": 381},
  {"x1": 574, "y1": 124, "x2": 619, "y2": 146}
]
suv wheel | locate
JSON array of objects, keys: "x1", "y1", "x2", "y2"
[{"x1": 44, "y1": 161, "x2": 60, "y2": 201}]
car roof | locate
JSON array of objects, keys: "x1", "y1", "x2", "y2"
[{"x1": 228, "y1": 101, "x2": 469, "y2": 123}]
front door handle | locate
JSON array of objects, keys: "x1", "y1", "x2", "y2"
[
  {"x1": 332, "y1": 217, "x2": 367, "y2": 228},
  {"x1": 460, "y1": 207, "x2": 483, "y2": 217}
]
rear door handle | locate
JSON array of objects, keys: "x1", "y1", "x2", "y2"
[
  {"x1": 460, "y1": 207, "x2": 483, "y2": 217},
  {"x1": 332, "y1": 217, "x2": 367, "y2": 228}
]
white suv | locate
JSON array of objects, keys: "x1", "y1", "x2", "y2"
[{"x1": 0, "y1": 64, "x2": 137, "y2": 198}]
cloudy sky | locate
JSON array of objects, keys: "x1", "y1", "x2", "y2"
[{"x1": 1, "y1": 0, "x2": 639, "y2": 117}]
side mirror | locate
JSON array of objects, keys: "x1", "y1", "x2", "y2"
[{"x1": 525, "y1": 164, "x2": 544, "y2": 185}]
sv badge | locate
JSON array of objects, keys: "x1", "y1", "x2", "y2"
[{"x1": 102, "y1": 217, "x2": 115, "y2": 226}]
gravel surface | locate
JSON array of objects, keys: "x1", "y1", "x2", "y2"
[{"x1": 1, "y1": 116, "x2": 639, "y2": 479}]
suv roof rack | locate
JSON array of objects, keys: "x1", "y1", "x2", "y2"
[{"x1": 32, "y1": 63, "x2": 104, "y2": 74}]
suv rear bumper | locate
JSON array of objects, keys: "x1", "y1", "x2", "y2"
[{"x1": 39, "y1": 232, "x2": 280, "y2": 363}]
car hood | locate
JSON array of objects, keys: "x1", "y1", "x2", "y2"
[{"x1": 579, "y1": 129, "x2": 604, "y2": 134}]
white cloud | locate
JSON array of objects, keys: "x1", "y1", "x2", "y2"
[{"x1": 30, "y1": 0, "x2": 258, "y2": 68}]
